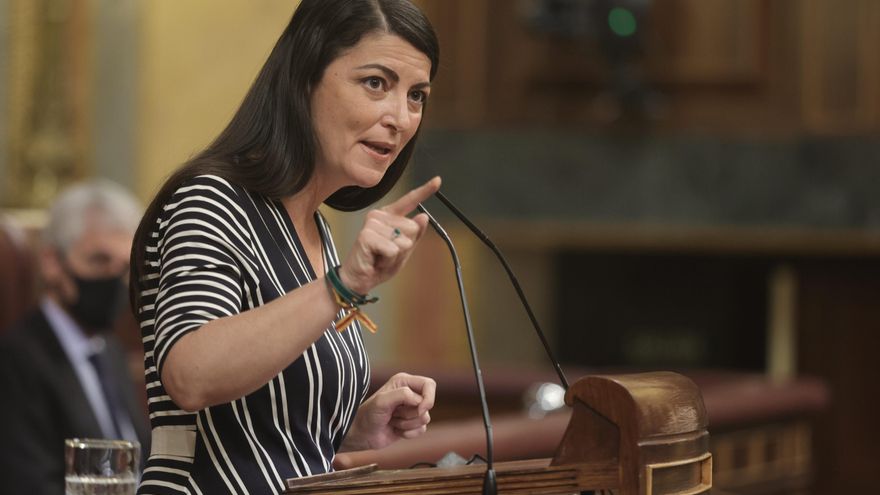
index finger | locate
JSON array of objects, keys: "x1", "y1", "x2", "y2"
[{"x1": 383, "y1": 177, "x2": 442, "y2": 216}]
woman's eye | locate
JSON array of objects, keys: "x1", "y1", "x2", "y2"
[
  {"x1": 409, "y1": 90, "x2": 426, "y2": 104},
  {"x1": 364, "y1": 77, "x2": 384, "y2": 90}
]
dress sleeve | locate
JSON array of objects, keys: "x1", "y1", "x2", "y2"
[{"x1": 152, "y1": 176, "x2": 256, "y2": 378}]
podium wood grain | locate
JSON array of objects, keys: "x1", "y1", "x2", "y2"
[{"x1": 286, "y1": 372, "x2": 712, "y2": 495}]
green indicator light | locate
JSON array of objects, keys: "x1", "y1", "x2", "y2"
[{"x1": 608, "y1": 7, "x2": 637, "y2": 37}]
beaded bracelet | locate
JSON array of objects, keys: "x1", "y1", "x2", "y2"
[{"x1": 325, "y1": 266, "x2": 378, "y2": 333}]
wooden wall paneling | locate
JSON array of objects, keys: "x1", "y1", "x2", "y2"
[
  {"x1": 492, "y1": 0, "x2": 623, "y2": 126},
  {"x1": 646, "y1": 0, "x2": 766, "y2": 85},
  {"x1": 485, "y1": 0, "x2": 581, "y2": 125},
  {"x1": 495, "y1": 0, "x2": 774, "y2": 127},
  {"x1": 423, "y1": 0, "x2": 784, "y2": 129},
  {"x1": 645, "y1": 0, "x2": 778, "y2": 131},
  {"x1": 857, "y1": 2, "x2": 880, "y2": 129},
  {"x1": 801, "y1": 0, "x2": 880, "y2": 133},
  {"x1": 801, "y1": 0, "x2": 861, "y2": 132},
  {"x1": 797, "y1": 259, "x2": 880, "y2": 493},
  {"x1": 757, "y1": 0, "x2": 806, "y2": 133},
  {"x1": 427, "y1": 0, "x2": 609, "y2": 126},
  {"x1": 417, "y1": 0, "x2": 491, "y2": 128},
  {"x1": 420, "y1": 0, "x2": 880, "y2": 132},
  {"x1": 711, "y1": 420, "x2": 814, "y2": 494}
]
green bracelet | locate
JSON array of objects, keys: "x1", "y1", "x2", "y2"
[{"x1": 326, "y1": 266, "x2": 378, "y2": 306}]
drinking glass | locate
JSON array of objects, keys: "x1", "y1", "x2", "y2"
[{"x1": 65, "y1": 438, "x2": 140, "y2": 495}]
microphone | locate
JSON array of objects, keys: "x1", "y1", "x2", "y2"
[
  {"x1": 416, "y1": 204, "x2": 497, "y2": 495},
  {"x1": 432, "y1": 191, "x2": 570, "y2": 390}
]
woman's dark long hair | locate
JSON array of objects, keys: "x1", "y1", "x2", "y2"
[{"x1": 130, "y1": 0, "x2": 438, "y2": 310}]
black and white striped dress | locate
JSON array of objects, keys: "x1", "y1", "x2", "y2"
[{"x1": 136, "y1": 175, "x2": 370, "y2": 494}]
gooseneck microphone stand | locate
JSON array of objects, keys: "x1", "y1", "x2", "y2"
[
  {"x1": 417, "y1": 204, "x2": 497, "y2": 495},
  {"x1": 433, "y1": 191, "x2": 570, "y2": 391}
]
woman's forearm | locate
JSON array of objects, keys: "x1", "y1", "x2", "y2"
[{"x1": 160, "y1": 277, "x2": 340, "y2": 411}]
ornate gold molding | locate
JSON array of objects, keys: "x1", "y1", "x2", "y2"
[{"x1": 5, "y1": 0, "x2": 90, "y2": 208}]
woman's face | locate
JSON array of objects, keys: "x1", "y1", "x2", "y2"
[{"x1": 310, "y1": 32, "x2": 432, "y2": 192}]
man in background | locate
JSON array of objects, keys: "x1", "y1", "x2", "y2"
[{"x1": 0, "y1": 180, "x2": 150, "y2": 495}]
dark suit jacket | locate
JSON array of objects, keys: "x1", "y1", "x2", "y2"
[{"x1": 0, "y1": 308, "x2": 150, "y2": 495}]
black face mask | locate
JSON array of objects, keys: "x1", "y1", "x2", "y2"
[{"x1": 65, "y1": 272, "x2": 127, "y2": 331}]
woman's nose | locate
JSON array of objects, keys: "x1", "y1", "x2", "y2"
[{"x1": 382, "y1": 95, "x2": 413, "y2": 134}]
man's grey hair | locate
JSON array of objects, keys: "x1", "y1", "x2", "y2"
[{"x1": 43, "y1": 179, "x2": 143, "y2": 253}]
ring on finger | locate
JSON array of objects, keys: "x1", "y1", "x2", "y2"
[{"x1": 391, "y1": 227, "x2": 402, "y2": 240}]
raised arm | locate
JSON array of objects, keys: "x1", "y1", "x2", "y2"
[{"x1": 158, "y1": 177, "x2": 440, "y2": 412}]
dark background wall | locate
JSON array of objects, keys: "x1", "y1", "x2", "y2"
[
  {"x1": 415, "y1": 132, "x2": 880, "y2": 229},
  {"x1": 398, "y1": 1, "x2": 880, "y2": 493}
]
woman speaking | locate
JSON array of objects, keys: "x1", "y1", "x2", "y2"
[{"x1": 130, "y1": 1, "x2": 441, "y2": 493}]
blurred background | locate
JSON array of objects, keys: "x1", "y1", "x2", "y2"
[{"x1": 1, "y1": 0, "x2": 878, "y2": 493}]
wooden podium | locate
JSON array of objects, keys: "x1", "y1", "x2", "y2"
[{"x1": 285, "y1": 372, "x2": 713, "y2": 495}]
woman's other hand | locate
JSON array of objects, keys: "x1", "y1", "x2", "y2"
[
  {"x1": 338, "y1": 177, "x2": 440, "y2": 295},
  {"x1": 339, "y1": 372, "x2": 436, "y2": 452}
]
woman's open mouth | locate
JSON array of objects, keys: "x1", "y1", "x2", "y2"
[{"x1": 361, "y1": 141, "x2": 394, "y2": 158}]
